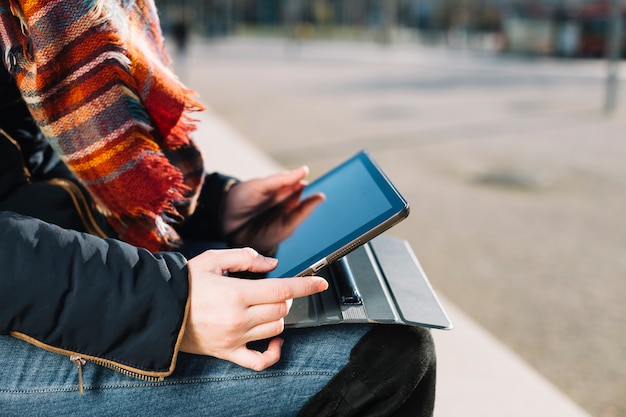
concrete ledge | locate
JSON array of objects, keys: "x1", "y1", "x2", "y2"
[
  {"x1": 193, "y1": 105, "x2": 283, "y2": 179},
  {"x1": 191, "y1": 107, "x2": 592, "y2": 417},
  {"x1": 432, "y1": 295, "x2": 591, "y2": 417}
]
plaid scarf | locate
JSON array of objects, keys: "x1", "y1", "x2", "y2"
[{"x1": 0, "y1": 0, "x2": 205, "y2": 252}]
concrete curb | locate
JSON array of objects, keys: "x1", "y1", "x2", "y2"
[{"x1": 192, "y1": 107, "x2": 592, "y2": 417}]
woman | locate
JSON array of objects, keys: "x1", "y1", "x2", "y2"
[{"x1": 0, "y1": 1, "x2": 436, "y2": 415}]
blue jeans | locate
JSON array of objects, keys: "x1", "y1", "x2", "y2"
[{"x1": 0, "y1": 325, "x2": 371, "y2": 417}]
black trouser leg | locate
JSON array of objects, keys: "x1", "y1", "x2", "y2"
[
  {"x1": 389, "y1": 349, "x2": 437, "y2": 417},
  {"x1": 296, "y1": 325, "x2": 437, "y2": 417}
]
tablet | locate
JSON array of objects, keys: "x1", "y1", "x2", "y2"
[{"x1": 271, "y1": 150, "x2": 409, "y2": 277}]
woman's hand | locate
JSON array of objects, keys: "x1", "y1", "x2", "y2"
[
  {"x1": 180, "y1": 247, "x2": 328, "y2": 371},
  {"x1": 222, "y1": 166, "x2": 325, "y2": 253}
]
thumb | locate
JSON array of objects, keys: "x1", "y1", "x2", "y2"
[
  {"x1": 262, "y1": 166, "x2": 309, "y2": 193},
  {"x1": 190, "y1": 248, "x2": 278, "y2": 275},
  {"x1": 222, "y1": 247, "x2": 278, "y2": 274}
]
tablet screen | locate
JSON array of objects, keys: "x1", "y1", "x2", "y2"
[{"x1": 271, "y1": 151, "x2": 409, "y2": 277}]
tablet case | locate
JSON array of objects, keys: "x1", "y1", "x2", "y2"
[{"x1": 285, "y1": 235, "x2": 453, "y2": 330}]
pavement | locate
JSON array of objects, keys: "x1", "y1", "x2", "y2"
[
  {"x1": 177, "y1": 35, "x2": 626, "y2": 417},
  {"x1": 192, "y1": 103, "x2": 593, "y2": 417}
]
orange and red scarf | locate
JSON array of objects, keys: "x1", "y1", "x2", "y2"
[{"x1": 0, "y1": 0, "x2": 205, "y2": 251}]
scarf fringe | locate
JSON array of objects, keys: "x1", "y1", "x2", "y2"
[
  {"x1": 0, "y1": 0, "x2": 31, "y2": 71},
  {"x1": 165, "y1": 107, "x2": 202, "y2": 148},
  {"x1": 109, "y1": 212, "x2": 182, "y2": 253},
  {"x1": 7, "y1": 0, "x2": 27, "y2": 34},
  {"x1": 93, "y1": 146, "x2": 190, "y2": 251}
]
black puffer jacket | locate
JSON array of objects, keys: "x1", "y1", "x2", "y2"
[{"x1": 0, "y1": 64, "x2": 234, "y2": 379}]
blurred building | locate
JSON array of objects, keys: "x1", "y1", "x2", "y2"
[{"x1": 155, "y1": 0, "x2": 625, "y2": 57}]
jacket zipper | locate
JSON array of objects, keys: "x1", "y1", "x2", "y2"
[
  {"x1": 69, "y1": 355, "x2": 163, "y2": 395},
  {"x1": 0, "y1": 128, "x2": 32, "y2": 181},
  {"x1": 12, "y1": 331, "x2": 166, "y2": 394},
  {"x1": 45, "y1": 177, "x2": 109, "y2": 238},
  {"x1": 1, "y1": 128, "x2": 109, "y2": 239},
  {"x1": 88, "y1": 357, "x2": 163, "y2": 382},
  {"x1": 69, "y1": 356, "x2": 87, "y2": 394}
]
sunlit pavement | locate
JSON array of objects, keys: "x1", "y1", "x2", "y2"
[{"x1": 182, "y1": 36, "x2": 625, "y2": 417}]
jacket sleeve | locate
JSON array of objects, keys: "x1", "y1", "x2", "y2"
[
  {"x1": 0, "y1": 211, "x2": 190, "y2": 379},
  {"x1": 0, "y1": 66, "x2": 73, "y2": 182},
  {"x1": 174, "y1": 172, "x2": 238, "y2": 242}
]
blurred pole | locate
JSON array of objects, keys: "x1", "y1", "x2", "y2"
[
  {"x1": 604, "y1": 0, "x2": 623, "y2": 115},
  {"x1": 381, "y1": 0, "x2": 397, "y2": 44},
  {"x1": 224, "y1": 0, "x2": 233, "y2": 35}
]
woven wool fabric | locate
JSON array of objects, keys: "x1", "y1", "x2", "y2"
[{"x1": 0, "y1": 0, "x2": 205, "y2": 252}]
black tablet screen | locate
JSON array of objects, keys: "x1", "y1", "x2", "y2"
[{"x1": 271, "y1": 151, "x2": 408, "y2": 277}]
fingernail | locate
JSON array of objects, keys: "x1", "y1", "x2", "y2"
[{"x1": 316, "y1": 277, "x2": 329, "y2": 291}]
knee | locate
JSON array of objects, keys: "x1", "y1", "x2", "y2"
[
  {"x1": 296, "y1": 325, "x2": 437, "y2": 417},
  {"x1": 351, "y1": 325, "x2": 436, "y2": 384},
  {"x1": 406, "y1": 326, "x2": 437, "y2": 373}
]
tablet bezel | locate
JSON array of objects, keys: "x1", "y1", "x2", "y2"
[{"x1": 271, "y1": 150, "x2": 409, "y2": 278}]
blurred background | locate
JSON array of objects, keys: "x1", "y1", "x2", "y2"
[
  {"x1": 157, "y1": 0, "x2": 626, "y2": 59},
  {"x1": 155, "y1": 1, "x2": 625, "y2": 416}
]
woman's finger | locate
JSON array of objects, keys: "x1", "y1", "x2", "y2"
[
  {"x1": 281, "y1": 192, "x2": 325, "y2": 230},
  {"x1": 243, "y1": 319, "x2": 287, "y2": 345},
  {"x1": 228, "y1": 338, "x2": 284, "y2": 371},
  {"x1": 242, "y1": 276, "x2": 328, "y2": 305},
  {"x1": 246, "y1": 301, "x2": 291, "y2": 326},
  {"x1": 192, "y1": 247, "x2": 278, "y2": 275},
  {"x1": 260, "y1": 166, "x2": 309, "y2": 193}
]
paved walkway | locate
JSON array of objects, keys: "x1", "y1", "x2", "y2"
[
  {"x1": 180, "y1": 36, "x2": 626, "y2": 417},
  {"x1": 192, "y1": 106, "x2": 592, "y2": 417}
]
